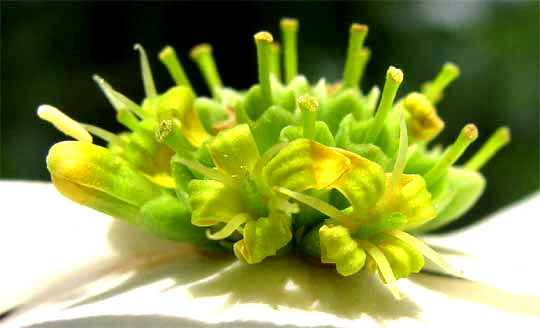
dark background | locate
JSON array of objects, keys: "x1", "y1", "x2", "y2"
[{"x1": 1, "y1": 1, "x2": 538, "y2": 232}]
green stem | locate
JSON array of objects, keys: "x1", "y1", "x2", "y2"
[
  {"x1": 190, "y1": 43, "x2": 223, "y2": 100},
  {"x1": 464, "y1": 127, "x2": 510, "y2": 171},
  {"x1": 425, "y1": 124, "x2": 478, "y2": 187},
  {"x1": 364, "y1": 66, "x2": 403, "y2": 143},
  {"x1": 297, "y1": 95, "x2": 318, "y2": 139},
  {"x1": 134, "y1": 44, "x2": 157, "y2": 98},
  {"x1": 423, "y1": 62, "x2": 460, "y2": 104},
  {"x1": 342, "y1": 23, "x2": 368, "y2": 89},
  {"x1": 280, "y1": 18, "x2": 298, "y2": 84},
  {"x1": 271, "y1": 42, "x2": 282, "y2": 82},
  {"x1": 254, "y1": 31, "x2": 274, "y2": 109},
  {"x1": 159, "y1": 45, "x2": 193, "y2": 92}
]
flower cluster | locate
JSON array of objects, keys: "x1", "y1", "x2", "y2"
[{"x1": 38, "y1": 18, "x2": 509, "y2": 299}]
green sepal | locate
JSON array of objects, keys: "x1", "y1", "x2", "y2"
[
  {"x1": 335, "y1": 114, "x2": 391, "y2": 169},
  {"x1": 188, "y1": 179, "x2": 246, "y2": 226},
  {"x1": 293, "y1": 189, "x2": 331, "y2": 228},
  {"x1": 351, "y1": 212, "x2": 407, "y2": 239},
  {"x1": 170, "y1": 155, "x2": 194, "y2": 206},
  {"x1": 286, "y1": 75, "x2": 310, "y2": 94},
  {"x1": 243, "y1": 85, "x2": 267, "y2": 121},
  {"x1": 280, "y1": 121, "x2": 335, "y2": 146},
  {"x1": 252, "y1": 105, "x2": 296, "y2": 153},
  {"x1": 415, "y1": 168, "x2": 485, "y2": 232},
  {"x1": 233, "y1": 210, "x2": 293, "y2": 264},
  {"x1": 208, "y1": 124, "x2": 260, "y2": 177},
  {"x1": 319, "y1": 224, "x2": 366, "y2": 276},
  {"x1": 194, "y1": 97, "x2": 228, "y2": 134},
  {"x1": 319, "y1": 89, "x2": 366, "y2": 134},
  {"x1": 370, "y1": 233, "x2": 424, "y2": 280},
  {"x1": 298, "y1": 222, "x2": 324, "y2": 258},
  {"x1": 138, "y1": 193, "x2": 216, "y2": 248}
]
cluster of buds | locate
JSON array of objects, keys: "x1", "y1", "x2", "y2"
[{"x1": 39, "y1": 18, "x2": 509, "y2": 299}]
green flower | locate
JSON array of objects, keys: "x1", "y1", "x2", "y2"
[{"x1": 38, "y1": 18, "x2": 510, "y2": 299}]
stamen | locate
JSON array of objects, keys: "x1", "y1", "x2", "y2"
[
  {"x1": 37, "y1": 105, "x2": 92, "y2": 143},
  {"x1": 464, "y1": 127, "x2": 510, "y2": 171},
  {"x1": 424, "y1": 124, "x2": 478, "y2": 188},
  {"x1": 357, "y1": 48, "x2": 371, "y2": 89},
  {"x1": 155, "y1": 119, "x2": 193, "y2": 154},
  {"x1": 206, "y1": 213, "x2": 250, "y2": 240},
  {"x1": 422, "y1": 62, "x2": 460, "y2": 104},
  {"x1": 356, "y1": 240, "x2": 401, "y2": 300},
  {"x1": 173, "y1": 155, "x2": 235, "y2": 187},
  {"x1": 342, "y1": 24, "x2": 369, "y2": 89},
  {"x1": 275, "y1": 187, "x2": 351, "y2": 225},
  {"x1": 116, "y1": 110, "x2": 140, "y2": 132},
  {"x1": 133, "y1": 44, "x2": 157, "y2": 98},
  {"x1": 280, "y1": 18, "x2": 299, "y2": 84},
  {"x1": 391, "y1": 112, "x2": 409, "y2": 190},
  {"x1": 159, "y1": 45, "x2": 193, "y2": 91},
  {"x1": 364, "y1": 66, "x2": 403, "y2": 143},
  {"x1": 388, "y1": 230, "x2": 462, "y2": 276},
  {"x1": 93, "y1": 75, "x2": 149, "y2": 119},
  {"x1": 298, "y1": 95, "x2": 318, "y2": 139},
  {"x1": 190, "y1": 43, "x2": 223, "y2": 100},
  {"x1": 270, "y1": 42, "x2": 282, "y2": 82},
  {"x1": 81, "y1": 124, "x2": 118, "y2": 143},
  {"x1": 254, "y1": 31, "x2": 274, "y2": 109}
]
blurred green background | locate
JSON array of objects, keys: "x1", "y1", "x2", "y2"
[{"x1": 1, "y1": 1, "x2": 538, "y2": 232}]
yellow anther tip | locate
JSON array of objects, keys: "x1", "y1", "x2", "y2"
[
  {"x1": 463, "y1": 124, "x2": 479, "y2": 141},
  {"x1": 498, "y1": 126, "x2": 511, "y2": 143},
  {"x1": 254, "y1": 31, "x2": 274, "y2": 43},
  {"x1": 387, "y1": 66, "x2": 404, "y2": 84},
  {"x1": 351, "y1": 23, "x2": 368, "y2": 33},
  {"x1": 280, "y1": 18, "x2": 299, "y2": 29},
  {"x1": 190, "y1": 43, "x2": 213, "y2": 59},
  {"x1": 158, "y1": 45, "x2": 175, "y2": 59},
  {"x1": 298, "y1": 95, "x2": 319, "y2": 112},
  {"x1": 443, "y1": 62, "x2": 460, "y2": 77}
]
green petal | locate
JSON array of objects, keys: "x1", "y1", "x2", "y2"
[
  {"x1": 208, "y1": 124, "x2": 260, "y2": 177},
  {"x1": 330, "y1": 148, "x2": 386, "y2": 213},
  {"x1": 233, "y1": 210, "x2": 292, "y2": 264},
  {"x1": 265, "y1": 139, "x2": 351, "y2": 191},
  {"x1": 383, "y1": 173, "x2": 437, "y2": 230},
  {"x1": 370, "y1": 233, "x2": 424, "y2": 279},
  {"x1": 188, "y1": 179, "x2": 247, "y2": 226},
  {"x1": 319, "y1": 224, "x2": 366, "y2": 276}
]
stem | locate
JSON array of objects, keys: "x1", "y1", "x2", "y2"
[
  {"x1": 464, "y1": 127, "x2": 510, "y2": 171},
  {"x1": 424, "y1": 124, "x2": 478, "y2": 188},
  {"x1": 190, "y1": 43, "x2": 223, "y2": 100},
  {"x1": 81, "y1": 124, "x2": 119, "y2": 143},
  {"x1": 342, "y1": 23, "x2": 368, "y2": 89},
  {"x1": 423, "y1": 62, "x2": 460, "y2": 104},
  {"x1": 280, "y1": 18, "x2": 298, "y2": 84},
  {"x1": 364, "y1": 66, "x2": 403, "y2": 143},
  {"x1": 297, "y1": 95, "x2": 318, "y2": 139},
  {"x1": 159, "y1": 45, "x2": 193, "y2": 91},
  {"x1": 134, "y1": 44, "x2": 157, "y2": 98},
  {"x1": 254, "y1": 31, "x2": 274, "y2": 109},
  {"x1": 271, "y1": 42, "x2": 282, "y2": 82}
]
